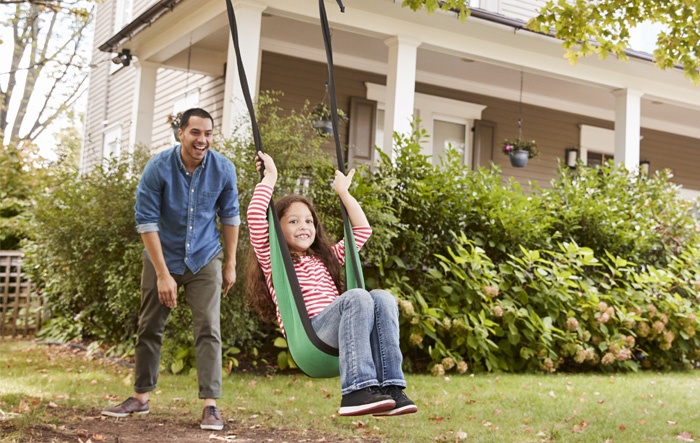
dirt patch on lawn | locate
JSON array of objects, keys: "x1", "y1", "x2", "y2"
[{"x1": 1, "y1": 407, "x2": 382, "y2": 442}]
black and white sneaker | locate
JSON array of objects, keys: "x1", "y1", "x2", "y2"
[
  {"x1": 338, "y1": 387, "x2": 395, "y2": 416},
  {"x1": 373, "y1": 386, "x2": 418, "y2": 416}
]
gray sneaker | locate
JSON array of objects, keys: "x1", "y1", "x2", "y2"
[
  {"x1": 200, "y1": 405, "x2": 224, "y2": 431},
  {"x1": 101, "y1": 397, "x2": 149, "y2": 418}
]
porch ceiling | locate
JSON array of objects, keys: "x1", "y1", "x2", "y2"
[{"x1": 124, "y1": 3, "x2": 700, "y2": 139}]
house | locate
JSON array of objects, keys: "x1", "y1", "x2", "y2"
[{"x1": 81, "y1": 0, "x2": 700, "y2": 198}]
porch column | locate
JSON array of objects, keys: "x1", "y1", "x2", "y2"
[
  {"x1": 129, "y1": 60, "x2": 159, "y2": 150},
  {"x1": 383, "y1": 36, "x2": 420, "y2": 157},
  {"x1": 612, "y1": 88, "x2": 643, "y2": 170},
  {"x1": 222, "y1": 0, "x2": 265, "y2": 138}
]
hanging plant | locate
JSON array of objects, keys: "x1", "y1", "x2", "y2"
[
  {"x1": 167, "y1": 112, "x2": 183, "y2": 142},
  {"x1": 503, "y1": 71, "x2": 539, "y2": 168}
]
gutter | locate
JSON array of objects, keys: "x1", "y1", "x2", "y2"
[
  {"x1": 98, "y1": 0, "x2": 185, "y2": 53},
  {"x1": 468, "y1": 7, "x2": 655, "y2": 64}
]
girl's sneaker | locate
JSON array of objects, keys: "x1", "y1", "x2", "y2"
[
  {"x1": 373, "y1": 386, "x2": 418, "y2": 416},
  {"x1": 338, "y1": 387, "x2": 395, "y2": 416}
]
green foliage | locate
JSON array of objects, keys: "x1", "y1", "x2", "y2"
[
  {"x1": 0, "y1": 144, "x2": 46, "y2": 249},
  {"x1": 542, "y1": 162, "x2": 698, "y2": 266},
  {"x1": 23, "y1": 155, "x2": 146, "y2": 343},
  {"x1": 529, "y1": 0, "x2": 700, "y2": 83},
  {"x1": 393, "y1": 233, "x2": 700, "y2": 374},
  {"x1": 401, "y1": 0, "x2": 471, "y2": 21},
  {"x1": 359, "y1": 127, "x2": 552, "y2": 278}
]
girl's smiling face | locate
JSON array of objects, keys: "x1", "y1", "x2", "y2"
[{"x1": 280, "y1": 201, "x2": 316, "y2": 255}]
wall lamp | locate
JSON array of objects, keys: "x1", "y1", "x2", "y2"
[
  {"x1": 565, "y1": 147, "x2": 578, "y2": 168},
  {"x1": 111, "y1": 49, "x2": 132, "y2": 67},
  {"x1": 640, "y1": 159, "x2": 650, "y2": 176}
]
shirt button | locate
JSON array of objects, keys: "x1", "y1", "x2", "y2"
[
  {"x1": 191, "y1": 189, "x2": 194, "y2": 193},
  {"x1": 189, "y1": 226, "x2": 193, "y2": 230},
  {"x1": 190, "y1": 208, "x2": 194, "y2": 212}
]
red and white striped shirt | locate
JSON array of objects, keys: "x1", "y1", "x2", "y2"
[{"x1": 247, "y1": 184, "x2": 372, "y2": 333}]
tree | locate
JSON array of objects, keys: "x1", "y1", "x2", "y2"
[
  {"x1": 0, "y1": 0, "x2": 93, "y2": 147},
  {"x1": 529, "y1": 0, "x2": 700, "y2": 84},
  {"x1": 401, "y1": 0, "x2": 700, "y2": 83}
]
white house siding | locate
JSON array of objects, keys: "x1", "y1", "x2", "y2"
[
  {"x1": 498, "y1": 0, "x2": 548, "y2": 21},
  {"x1": 82, "y1": 0, "x2": 136, "y2": 172},
  {"x1": 132, "y1": 0, "x2": 160, "y2": 18},
  {"x1": 150, "y1": 68, "x2": 226, "y2": 154}
]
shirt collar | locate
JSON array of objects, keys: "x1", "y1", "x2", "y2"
[{"x1": 174, "y1": 144, "x2": 208, "y2": 171}]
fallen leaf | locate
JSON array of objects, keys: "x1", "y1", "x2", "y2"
[
  {"x1": 493, "y1": 409, "x2": 502, "y2": 416},
  {"x1": 548, "y1": 391, "x2": 556, "y2": 398},
  {"x1": 455, "y1": 430, "x2": 468, "y2": 440},
  {"x1": 677, "y1": 432, "x2": 695, "y2": 442},
  {"x1": 639, "y1": 420, "x2": 647, "y2": 425},
  {"x1": 47, "y1": 402, "x2": 58, "y2": 408},
  {"x1": 482, "y1": 420, "x2": 492, "y2": 427},
  {"x1": 619, "y1": 424, "x2": 626, "y2": 431},
  {"x1": 668, "y1": 421, "x2": 678, "y2": 426},
  {"x1": 571, "y1": 421, "x2": 589, "y2": 433}
]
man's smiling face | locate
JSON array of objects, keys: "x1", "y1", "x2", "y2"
[{"x1": 179, "y1": 116, "x2": 213, "y2": 169}]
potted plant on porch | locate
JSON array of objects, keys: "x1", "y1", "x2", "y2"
[{"x1": 502, "y1": 138, "x2": 538, "y2": 168}]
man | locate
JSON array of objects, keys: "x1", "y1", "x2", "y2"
[{"x1": 102, "y1": 108, "x2": 240, "y2": 431}]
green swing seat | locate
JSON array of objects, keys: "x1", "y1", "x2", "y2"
[{"x1": 268, "y1": 206, "x2": 364, "y2": 378}]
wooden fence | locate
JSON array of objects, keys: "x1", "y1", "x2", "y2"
[{"x1": 0, "y1": 251, "x2": 43, "y2": 338}]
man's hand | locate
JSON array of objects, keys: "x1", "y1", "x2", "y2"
[
  {"x1": 157, "y1": 274, "x2": 178, "y2": 308},
  {"x1": 222, "y1": 263, "x2": 236, "y2": 296}
]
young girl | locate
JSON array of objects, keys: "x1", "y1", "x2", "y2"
[{"x1": 246, "y1": 152, "x2": 417, "y2": 417}]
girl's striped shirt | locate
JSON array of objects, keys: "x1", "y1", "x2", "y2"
[{"x1": 247, "y1": 183, "x2": 372, "y2": 333}]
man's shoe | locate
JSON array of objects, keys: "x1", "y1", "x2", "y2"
[
  {"x1": 373, "y1": 386, "x2": 418, "y2": 416},
  {"x1": 101, "y1": 397, "x2": 149, "y2": 418},
  {"x1": 200, "y1": 405, "x2": 224, "y2": 431},
  {"x1": 338, "y1": 387, "x2": 395, "y2": 416}
]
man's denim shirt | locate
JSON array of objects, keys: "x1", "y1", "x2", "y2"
[{"x1": 135, "y1": 146, "x2": 241, "y2": 275}]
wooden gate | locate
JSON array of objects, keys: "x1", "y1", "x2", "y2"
[{"x1": 0, "y1": 251, "x2": 43, "y2": 338}]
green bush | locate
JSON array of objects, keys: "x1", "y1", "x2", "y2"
[{"x1": 393, "y1": 234, "x2": 700, "y2": 374}]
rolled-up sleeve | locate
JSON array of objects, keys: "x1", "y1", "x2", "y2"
[
  {"x1": 217, "y1": 161, "x2": 241, "y2": 226},
  {"x1": 135, "y1": 160, "x2": 162, "y2": 233}
]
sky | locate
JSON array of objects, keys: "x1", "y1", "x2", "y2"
[{"x1": 0, "y1": 4, "x2": 93, "y2": 162}]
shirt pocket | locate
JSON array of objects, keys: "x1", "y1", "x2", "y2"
[{"x1": 200, "y1": 189, "x2": 222, "y2": 212}]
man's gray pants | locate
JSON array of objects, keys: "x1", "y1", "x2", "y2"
[{"x1": 134, "y1": 251, "x2": 223, "y2": 399}]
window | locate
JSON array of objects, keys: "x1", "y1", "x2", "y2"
[
  {"x1": 103, "y1": 125, "x2": 122, "y2": 165},
  {"x1": 579, "y1": 125, "x2": 614, "y2": 167},
  {"x1": 364, "y1": 83, "x2": 485, "y2": 166}
]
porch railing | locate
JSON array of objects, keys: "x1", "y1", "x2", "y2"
[{"x1": 0, "y1": 251, "x2": 44, "y2": 338}]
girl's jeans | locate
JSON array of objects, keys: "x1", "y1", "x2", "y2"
[{"x1": 311, "y1": 288, "x2": 406, "y2": 395}]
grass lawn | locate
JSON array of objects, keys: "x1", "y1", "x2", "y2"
[{"x1": 1, "y1": 339, "x2": 699, "y2": 442}]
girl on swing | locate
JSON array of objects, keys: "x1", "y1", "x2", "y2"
[{"x1": 246, "y1": 151, "x2": 417, "y2": 417}]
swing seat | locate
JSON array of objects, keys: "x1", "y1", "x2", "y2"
[{"x1": 268, "y1": 206, "x2": 364, "y2": 378}]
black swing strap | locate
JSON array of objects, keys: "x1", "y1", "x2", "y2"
[
  {"x1": 318, "y1": 0, "x2": 365, "y2": 290},
  {"x1": 224, "y1": 0, "x2": 339, "y2": 356}
]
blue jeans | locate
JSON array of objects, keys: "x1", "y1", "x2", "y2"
[{"x1": 311, "y1": 288, "x2": 406, "y2": 395}]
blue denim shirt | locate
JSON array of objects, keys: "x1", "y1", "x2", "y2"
[{"x1": 135, "y1": 146, "x2": 240, "y2": 275}]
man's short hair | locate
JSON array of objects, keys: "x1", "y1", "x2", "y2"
[{"x1": 180, "y1": 108, "x2": 214, "y2": 130}]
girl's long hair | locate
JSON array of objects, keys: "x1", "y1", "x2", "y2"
[{"x1": 246, "y1": 194, "x2": 342, "y2": 323}]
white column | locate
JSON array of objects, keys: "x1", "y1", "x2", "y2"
[
  {"x1": 612, "y1": 88, "x2": 643, "y2": 170},
  {"x1": 222, "y1": 0, "x2": 265, "y2": 138},
  {"x1": 383, "y1": 36, "x2": 420, "y2": 157},
  {"x1": 129, "y1": 60, "x2": 159, "y2": 150}
]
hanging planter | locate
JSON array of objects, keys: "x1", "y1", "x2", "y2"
[
  {"x1": 502, "y1": 71, "x2": 539, "y2": 168},
  {"x1": 313, "y1": 117, "x2": 334, "y2": 136},
  {"x1": 503, "y1": 139, "x2": 538, "y2": 168}
]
